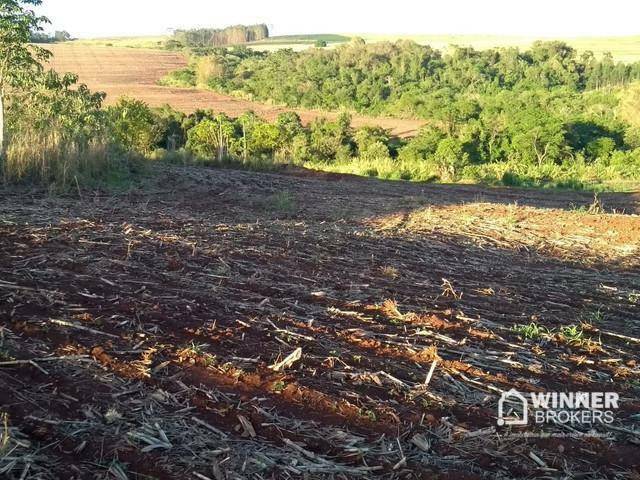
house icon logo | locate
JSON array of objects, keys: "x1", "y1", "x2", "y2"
[{"x1": 497, "y1": 388, "x2": 528, "y2": 426}]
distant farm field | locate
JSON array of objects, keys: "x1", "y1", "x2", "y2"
[
  {"x1": 67, "y1": 33, "x2": 640, "y2": 63},
  {"x1": 45, "y1": 43, "x2": 424, "y2": 137},
  {"x1": 355, "y1": 34, "x2": 640, "y2": 63},
  {"x1": 74, "y1": 33, "x2": 640, "y2": 63}
]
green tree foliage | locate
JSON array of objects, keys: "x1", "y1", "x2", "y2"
[
  {"x1": 4, "y1": 68, "x2": 110, "y2": 185},
  {"x1": 153, "y1": 104, "x2": 187, "y2": 150},
  {"x1": 433, "y1": 138, "x2": 470, "y2": 181},
  {"x1": 308, "y1": 113, "x2": 353, "y2": 162},
  {"x1": 30, "y1": 29, "x2": 71, "y2": 43},
  {"x1": 0, "y1": 0, "x2": 51, "y2": 156},
  {"x1": 508, "y1": 108, "x2": 566, "y2": 166},
  {"x1": 0, "y1": 1, "x2": 110, "y2": 188},
  {"x1": 178, "y1": 40, "x2": 640, "y2": 117},
  {"x1": 9, "y1": 70, "x2": 106, "y2": 137},
  {"x1": 185, "y1": 114, "x2": 236, "y2": 161},
  {"x1": 185, "y1": 119, "x2": 220, "y2": 159},
  {"x1": 107, "y1": 97, "x2": 160, "y2": 156},
  {"x1": 354, "y1": 127, "x2": 391, "y2": 161},
  {"x1": 274, "y1": 112, "x2": 308, "y2": 163},
  {"x1": 158, "y1": 39, "x2": 640, "y2": 186}
]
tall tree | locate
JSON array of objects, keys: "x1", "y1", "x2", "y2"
[{"x1": 0, "y1": 0, "x2": 50, "y2": 157}]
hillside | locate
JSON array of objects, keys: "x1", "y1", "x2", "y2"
[
  {"x1": 1, "y1": 164, "x2": 639, "y2": 478},
  {"x1": 45, "y1": 43, "x2": 425, "y2": 137}
]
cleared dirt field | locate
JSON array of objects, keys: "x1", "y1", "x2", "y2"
[
  {"x1": 0, "y1": 165, "x2": 639, "y2": 479},
  {"x1": 45, "y1": 44, "x2": 424, "y2": 137}
]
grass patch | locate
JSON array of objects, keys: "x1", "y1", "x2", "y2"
[
  {"x1": 1, "y1": 128, "x2": 118, "y2": 191},
  {"x1": 511, "y1": 322, "x2": 553, "y2": 340},
  {"x1": 265, "y1": 191, "x2": 297, "y2": 215},
  {"x1": 559, "y1": 325, "x2": 586, "y2": 344}
]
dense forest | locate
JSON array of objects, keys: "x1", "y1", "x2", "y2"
[
  {"x1": 171, "y1": 24, "x2": 269, "y2": 49},
  {"x1": 169, "y1": 40, "x2": 640, "y2": 113},
  {"x1": 158, "y1": 39, "x2": 640, "y2": 187}
]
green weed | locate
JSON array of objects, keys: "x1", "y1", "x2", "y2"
[
  {"x1": 511, "y1": 322, "x2": 553, "y2": 340},
  {"x1": 267, "y1": 191, "x2": 296, "y2": 214},
  {"x1": 559, "y1": 325, "x2": 585, "y2": 344}
]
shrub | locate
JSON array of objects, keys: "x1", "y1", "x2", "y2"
[
  {"x1": 196, "y1": 57, "x2": 226, "y2": 86},
  {"x1": 107, "y1": 98, "x2": 160, "y2": 155},
  {"x1": 586, "y1": 137, "x2": 616, "y2": 160},
  {"x1": 185, "y1": 119, "x2": 220, "y2": 160},
  {"x1": 158, "y1": 68, "x2": 196, "y2": 87},
  {"x1": 185, "y1": 115, "x2": 236, "y2": 162},
  {"x1": 501, "y1": 171, "x2": 523, "y2": 187},
  {"x1": 354, "y1": 126, "x2": 391, "y2": 161},
  {"x1": 433, "y1": 138, "x2": 470, "y2": 182},
  {"x1": 3, "y1": 69, "x2": 117, "y2": 188},
  {"x1": 309, "y1": 116, "x2": 353, "y2": 162}
]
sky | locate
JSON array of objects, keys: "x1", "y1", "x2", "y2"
[{"x1": 35, "y1": 0, "x2": 640, "y2": 39}]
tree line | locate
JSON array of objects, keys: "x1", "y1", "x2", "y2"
[
  {"x1": 158, "y1": 39, "x2": 640, "y2": 188},
  {"x1": 3, "y1": 1, "x2": 639, "y2": 190},
  {"x1": 29, "y1": 29, "x2": 71, "y2": 42},
  {"x1": 171, "y1": 24, "x2": 269, "y2": 49},
  {"x1": 166, "y1": 40, "x2": 640, "y2": 112}
]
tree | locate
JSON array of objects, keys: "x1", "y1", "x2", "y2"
[
  {"x1": 0, "y1": 0, "x2": 51, "y2": 158},
  {"x1": 309, "y1": 115, "x2": 353, "y2": 162},
  {"x1": 509, "y1": 108, "x2": 566, "y2": 167},
  {"x1": 9, "y1": 70, "x2": 105, "y2": 138},
  {"x1": 433, "y1": 138, "x2": 469, "y2": 181},
  {"x1": 186, "y1": 119, "x2": 219, "y2": 159},
  {"x1": 185, "y1": 114, "x2": 235, "y2": 161},
  {"x1": 354, "y1": 126, "x2": 391, "y2": 161},
  {"x1": 107, "y1": 97, "x2": 160, "y2": 155},
  {"x1": 54, "y1": 30, "x2": 71, "y2": 42}
]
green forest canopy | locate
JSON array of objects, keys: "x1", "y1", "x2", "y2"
[{"x1": 157, "y1": 39, "x2": 640, "y2": 188}]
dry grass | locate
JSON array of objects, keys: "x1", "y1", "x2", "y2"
[
  {"x1": 2, "y1": 128, "x2": 111, "y2": 189},
  {"x1": 371, "y1": 202, "x2": 640, "y2": 267}
]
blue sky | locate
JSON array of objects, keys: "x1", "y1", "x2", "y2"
[{"x1": 36, "y1": 0, "x2": 640, "y2": 38}]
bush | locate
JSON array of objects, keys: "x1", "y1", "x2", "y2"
[
  {"x1": 107, "y1": 98, "x2": 160, "y2": 155},
  {"x1": 501, "y1": 171, "x2": 523, "y2": 187},
  {"x1": 3, "y1": 70, "x2": 118, "y2": 189},
  {"x1": 158, "y1": 68, "x2": 196, "y2": 87},
  {"x1": 433, "y1": 138, "x2": 470, "y2": 182},
  {"x1": 309, "y1": 116, "x2": 353, "y2": 162},
  {"x1": 196, "y1": 57, "x2": 226, "y2": 86},
  {"x1": 354, "y1": 126, "x2": 391, "y2": 161},
  {"x1": 586, "y1": 137, "x2": 616, "y2": 160},
  {"x1": 185, "y1": 119, "x2": 221, "y2": 160}
]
